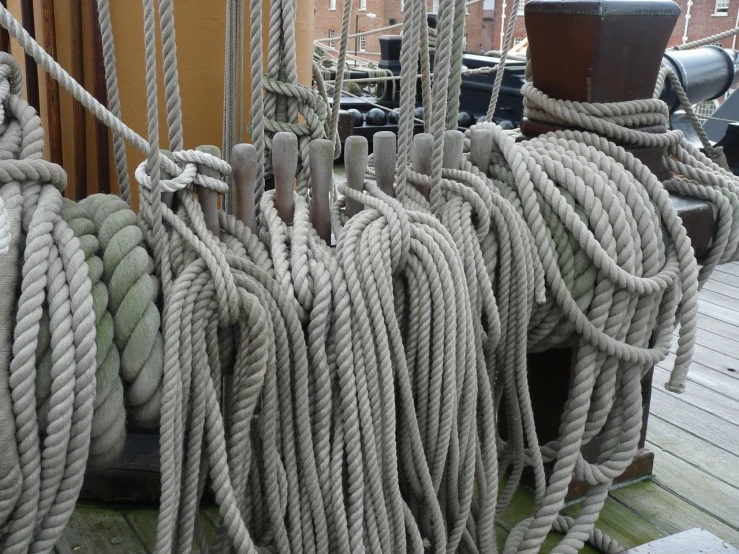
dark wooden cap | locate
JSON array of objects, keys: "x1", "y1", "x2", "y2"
[{"x1": 525, "y1": 0, "x2": 680, "y2": 102}]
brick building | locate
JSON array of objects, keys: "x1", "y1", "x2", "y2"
[
  {"x1": 313, "y1": 0, "x2": 485, "y2": 62},
  {"x1": 485, "y1": 0, "x2": 739, "y2": 52}
]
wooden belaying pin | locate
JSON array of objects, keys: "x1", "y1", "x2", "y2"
[
  {"x1": 159, "y1": 149, "x2": 175, "y2": 210},
  {"x1": 232, "y1": 143, "x2": 258, "y2": 233},
  {"x1": 195, "y1": 145, "x2": 222, "y2": 238},
  {"x1": 443, "y1": 129, "x2": 464, "y2": 170},
  {"x1": 273, "y1": 132, "x2": 298, "y2": 225},
  {"x1": 309, "y1": 139, "x2": 334, "y2": 244},
  {"x1": 412, "y1": 133, "x2": 433, "y2": 199},
  {"x1": 373, "y1": 131, "x2": 396, "y2": 197},
  {"x1": 470, "y1": 128, "x2": 494, "y2": 176},
  {"x1": 344, "y1": 135, "x2": 368, "y2": 218}
]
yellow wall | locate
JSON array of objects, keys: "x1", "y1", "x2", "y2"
[{"x1": 6, "y1": 0, "x2": 315, "y2": 209}]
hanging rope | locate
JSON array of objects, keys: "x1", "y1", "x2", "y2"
[{"x1": 1, "y1": 2, "x2": 738, "y2": 554}]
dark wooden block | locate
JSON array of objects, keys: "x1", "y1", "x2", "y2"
[{"x1": 80, "y1": 431, "x2": 160, "y2": 503}]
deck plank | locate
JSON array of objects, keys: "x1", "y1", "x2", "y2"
[
  {"x1": 495, "y1": 483, "x2": 664, "y2": 552},
  {"x1": 658, "y1": 353, "x2": 739, "y2": 393},
  {"x1": 648, "y1": 391, "x2": 739, "y2": 456},
  {"x1": 652, "y1": 365, "x2": 739, "y2": 421},
  {"x1": 649, "y1": 443, "x2": 739, "y2": 529},
  {"x1": 670, "y1": 326, "x2": 739, "y2": 360},
  {"x1": 714, "y1": 263, "x2": 739, "y2": 278},
  {"x1": 646, "y1": 416, "x2": 739, "y2": 490},
  {"x1": 702, "y1": 278, "x2": 739, "y2": 301},
  {"x1": 122, "y1": 505, "x2": 217, "y2": 552},
  {"x1": 672, "y1": 328, "x2": 739, "y2": 365},
  {"x1": 55, "y1": 504, "x2": 147, "y2": 554},
  {"x1": 610, "y1": 480, "x2": 739, "y2": 547},
  {"x1": 697, "y1": 296, "x2": 739, "y2": 328}
]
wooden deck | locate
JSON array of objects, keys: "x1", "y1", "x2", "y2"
[{"x1": 56, "y1": 263, "x2": 739, "y2": 553}]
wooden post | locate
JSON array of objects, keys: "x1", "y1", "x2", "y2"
[
  {"x1": 344, "y1": 135, "x2": 368, "y2": 218},
  {"x1": 19, "y1": 0, "x2": 39, "y2": 112},
  {"x1": 89, "y1": 0, "x2": 110, "y2": 194},
  {"x1": 158, "y1": 150, "x2": 175, "y2": 209},
  {"x1": 442, "y1": 129, "x2": 464, "y2": 170},
  {"x1": 232, "y1": 143, "x2": 258, "y2": 233},
  {"x1": 470, "y1": 127, "x2": 494, "y2": 175},
  {"x1": 272, "y1": 132, "x2": 297, "y2": 225},
  {"x1": 69, "y1": 0, "x2": 87, "y2": 200},
  {"x1": 41, "y1": 0, "x2": 62, "y2": 167},
  {"x1": 412, "y1": 133, "x2": 433, "y2": 199},
  {"x1": 521, "y1": 0, "x2": 680, "y2": 176},
  {"x1": 195, "y1": 145, "x2": 221, "y2": 238},
  {"x1": 0, "y1": 0, "x2": 9, "y2": 52},
  {"x1": 309, "y1": 139, "x2": 334, "y2": 243},
  {"x1": 373, "y1": 131, "x2": 396, "y2": 197},
  {"x1": 519, "y1": 0, "x2": 684, "y2": 497}
]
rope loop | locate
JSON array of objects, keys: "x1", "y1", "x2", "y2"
[
  {"x1": 260, "y1": 78, "x2": 328, "y2": 141},
  {"x1": 135, "y1": 149, "x2": 230, "y2": 194}
]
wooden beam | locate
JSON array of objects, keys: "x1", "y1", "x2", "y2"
[
  {"x1": 89, "y1": 0, "x2": 110, "y2": 193},
  {"x1": 41, "y1": 0, "x2": 62, "y2": 166},
  {"x1": 69, "y1": 0, "x2": 87, "y2": 200},
  {"x1": 20, "y1": 0, "x2": 40, "y2": 111}
]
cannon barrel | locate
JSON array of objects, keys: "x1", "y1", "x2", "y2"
[{"x1": 661, "y1": 45, "x2": 739, "y2": 112}]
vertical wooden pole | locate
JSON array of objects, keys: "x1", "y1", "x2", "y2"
[
  {"x1": 309, "y1": 138, "x2": 334, "y2": 243},
  {"x1": 232, "y1": 143, "x2": 258, "y2": 233},
  {"x1": 373, "y1": 131, "x2": 396, "y2": 197},
  {"x1": 89, "y1": 0, "x2": 110, "y2": 193},
  {"x1": 273, "y1": 132, "x2": 298, "y2": 225},
  {"x1": 0, "y1": 0, "x2": 10, "y2": 52},
  {"x1": 19, "y1": 0, "x2": 39, "y2": 111},
  {"x1": 195, "y1": 145, "x2": 222, "y2": 238},
  {"x1": 469, "y1": 128, "x2": 494, "y2": 175},
  {"x1": 41, "y1": 0, "x2": 63, "y2": 166},
  {"x1": 70, "y1": 0, "x2": 87, "y2": 199},
  {"x1": 412, "y1": 133, "x2": 433, "y2": 199},
  {"x1": 344, "y1": 135, "x2": 368, "y2": 218}
]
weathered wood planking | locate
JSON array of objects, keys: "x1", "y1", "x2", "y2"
[
  {"x1": 693, "y1": 312, "x2": 739, "y2": 340},
  {"x1": 122, "y1": 505, "x2": 217, "y2": 553},
  {"x1": 649, "y1": 392, "x2": 739, "y2": 457},
  {"x1": 710, "y1": 267, "x2": 739, "y2": 286},
  {"x1": 611, "y1": 480, "x2": 739, "y2": 547},
  {"x1": 702, "y1": 279, "x2": 739, "y2": 305},
  {"x1": 621, "y1": 528, "x2": 739, "y2": 553},
  {"x1": 55, "y1": 504, "x2": 146, "y2": 554},
  {"x1": 495, "y1": 481, "x2": 664, "y2": 552},
  {"x1": 652, "y1": 365, "x2": 739, "y2": 421},
  {"x1": 649, "y1": 443, "x2": 739, "y2": 529},
  {"x1": 646, "y1": 416, "x2": 739, "y2": 490},
  {"x1": 672, "y1": 328, "x2": 739, "y2": 365},
  {"x1": 659, "y1": 352, "x2": 739, "y2": 390},
  {"x1": 714, "y1": 262, "x2": 739, "y2": 278},
  {"x1": 697, "y1": 296, "x2": 739, "y2": 328}
]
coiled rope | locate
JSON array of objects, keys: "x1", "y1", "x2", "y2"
[
  {"x1": 0, "y1": 53, "x2": 97, "y2": 554},
  {"x1": 0, "y1": 0, "x2": 737, "y2": 552}
]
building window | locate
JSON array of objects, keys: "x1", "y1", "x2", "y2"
[
  {"x1": 514, "y1": 37, "x2": 524, "y2": 47},
  {"x1": 715, "y1": 0, "x2": 729, "y2": 14},
  {"x1": 329, "y1": 0, "x2": 336, "y2": 10},
  {"x1": 360, "y1": 35, "x2": 366, "y2": 51},
  {"x1": 518, "y1": 0, "x2": 526, "y2": 15},
  {"x1": 329, "y1": 29, "x2": 336, "y2": 49},
  {"x1": 360, "y1": 0, "x2": 366, "y2": 10}
]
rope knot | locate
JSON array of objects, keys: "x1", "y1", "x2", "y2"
[
  {"x1": 341, "y1": 182, "x2": 411, "y2": 272},
  {"x1": 135, "y1": 149, "x2": 231, "y2": 194},
  {"x1": 260, "y1": 78, "x2": 328, "y2": 141}
]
